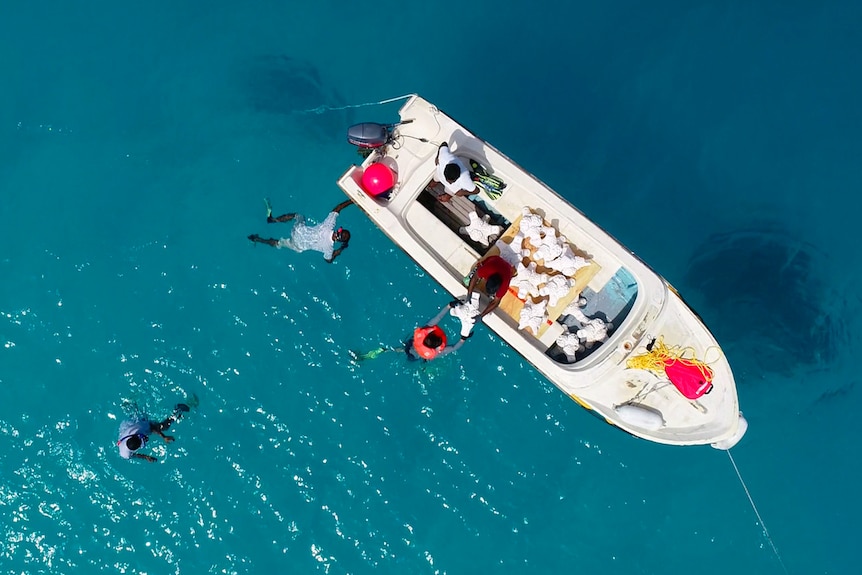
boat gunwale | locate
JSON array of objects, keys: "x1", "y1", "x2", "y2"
[{"x1": 336, "y1": 95, "x2": 743, "y2": 447}]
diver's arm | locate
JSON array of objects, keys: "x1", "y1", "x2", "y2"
[
  {"x1": 152, "y1": 427, "x2": 175, "y2": 443},
  {"x1": 427, "y1": 305, "x2": 451, "y2": 327},
  {"x1": 326, "y1": 245, "x2": 347, "y2": 263},
  {"x1": 132, "y1": 453, "x2": 157, "y2": 463},
  {"x1": 438, "y1": 335, "x2": 469, "y2": 357},
  {"x1": 332, "y1": 199, "x2": 354, "y2": 214}
]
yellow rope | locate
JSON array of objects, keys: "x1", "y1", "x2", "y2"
[{"x1": 626, "y1": 337, "x2": 721, "y2": 382}]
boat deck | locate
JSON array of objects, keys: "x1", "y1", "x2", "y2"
[
  {"x1": 409, "y1": 172, "x2": 633, "y2": 365},
  {"x1": 336, "y1": 94, "x2": 745, "y2": 448},
  {"x1": 417, "y1": 183, "x2": 510, "y2": 256}
]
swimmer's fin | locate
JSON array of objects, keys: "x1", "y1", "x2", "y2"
[
  {"x1": 470, "y1": 160, "x2": 506, "y2": 188},
  {"x1": 264, "y1": 197, "x2": 273, "y2": 219},
  {"x1": 171, "y1": 403, "x2": 190, "y2": 421},
  {"x1": 470, "y1": 160, "x2": 506, "y2": 200},
  {"x1": 477, "y1": 180, "x2": 503, "y2": 201},
  {"x1": 469, "y1": 159, "x2": 487, "y2": 177},
  {"x1": 178, "y1": 392, "x2": 199, "y2": 412},
  {"x1": 353, "y1": 346, "x2": 391, "y2": 361}
]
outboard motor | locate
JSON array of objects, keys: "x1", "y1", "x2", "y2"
[
  {"x1": 346, "y1": 120, "x2": 413, "y2": 157},
  {"x1": 347, "y1": 123, "x2": 391, "y2": 150}
]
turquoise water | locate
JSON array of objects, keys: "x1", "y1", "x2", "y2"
[{"x1": 2, "y1": 1, "x2": 860, "y2": 573}]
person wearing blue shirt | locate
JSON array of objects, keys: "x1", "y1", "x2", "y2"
[{"x1": 116, "y1": 403, "x2": 190, "y2": 463}]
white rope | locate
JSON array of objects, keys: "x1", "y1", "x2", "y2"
[
  {"x1": 296, "y1": 93, "x2": 416, "y2": 115},
  {"x1": 727, "y1": 449, "x2": 790, "y2": 574}
]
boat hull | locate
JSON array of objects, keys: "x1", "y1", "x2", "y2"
[{"x1": 337, "y1": 95, "x2": 745, "y2": 449}]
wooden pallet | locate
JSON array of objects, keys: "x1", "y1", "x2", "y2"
[{"x1": 486, "y1": 212, "x2": 601, "y2": 338}]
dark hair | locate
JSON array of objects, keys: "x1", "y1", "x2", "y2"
[
  {"x1": 485, "y1": 273, "x2": 503, "y2": 296},
  {"x1": 335, "y1": 228, "x2": 351, "y2": 244},
  {"x1": 126, "y1": 435, "x2": 143, "y2": 451},
  {"x1": 443, "y1": 163, "x2": 460, "y2": 183},
  {"x1": 424, "y1": 333, "x2": 443, "y2": 348}
]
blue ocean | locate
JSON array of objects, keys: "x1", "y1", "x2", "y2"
[{"x1": 1, "y1": 1, "x2": 859, "y2": 573}]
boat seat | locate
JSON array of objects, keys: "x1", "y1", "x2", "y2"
[
  {"x1": 426, "y1": 183, "x2": 477, "y2": 226},
  {"x1": 425, "y1": 183, "x2": 500, "y2": 244}
]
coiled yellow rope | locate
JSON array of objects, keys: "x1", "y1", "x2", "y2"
[{"x1": 626, "y1": 336, "x2": 720, "y2": 382}]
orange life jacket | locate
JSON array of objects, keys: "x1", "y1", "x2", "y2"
[{"x1": 413, "y1": 325, "x2": 447, "y2": 360}]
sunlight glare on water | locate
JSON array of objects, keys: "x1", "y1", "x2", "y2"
[{"x1": 1, "y1": 2, "x2": 860, "y2": 574}]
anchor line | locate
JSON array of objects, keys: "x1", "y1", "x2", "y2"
[
  {"x1": 295, "y1": 93, "x2": 416, "y2": 116},
  {"x1": 727, "y1": 449, "x2": 790, "y2": 575}
]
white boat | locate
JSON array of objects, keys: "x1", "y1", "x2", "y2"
[{"x1": 336, "y1": 95, "x2": 747, "y2": 449}]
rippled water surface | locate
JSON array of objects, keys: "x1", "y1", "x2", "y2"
[{"x1": 2, "y1": 2, "x2": 860, "y2": 574}]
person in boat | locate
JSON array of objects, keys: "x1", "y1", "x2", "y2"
[
  {"x1": 117, "y1": 403, "x2": 191, "y2": 463},
  {"x1": 465, "y1": 255, "x2": 514, "y2": 320},
  {"x1": 248, "y1": 198, "x2": 353, "y2": 263},
  {"x1": 432, "y1": 142, "x2": 478, "y2": 203}
]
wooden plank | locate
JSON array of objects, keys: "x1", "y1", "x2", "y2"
[
  {"x1": 428, "y1": 183, "x2": 476, "y2": 229},
  {"x1": 425, "y1": 183, "x2": 502, "y2": 249}
]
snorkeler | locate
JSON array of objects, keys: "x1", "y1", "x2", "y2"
[
  {"x1": 116, "y1": 402, "x2": 192, "y2": 463},
  {"x1": 248, "y1": 198, "x2": 354, "y2": 263},
  {"x1": 352, "y1": 299, "x2": 477, "y2": 362}
]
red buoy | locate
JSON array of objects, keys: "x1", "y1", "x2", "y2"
[{"x1": 361, "y1": 162, "x2": 396, "y2": 197}]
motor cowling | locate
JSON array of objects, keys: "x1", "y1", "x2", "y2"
[{"x1": 347, "y1": 123, "x2": 389, "y2": 149}]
